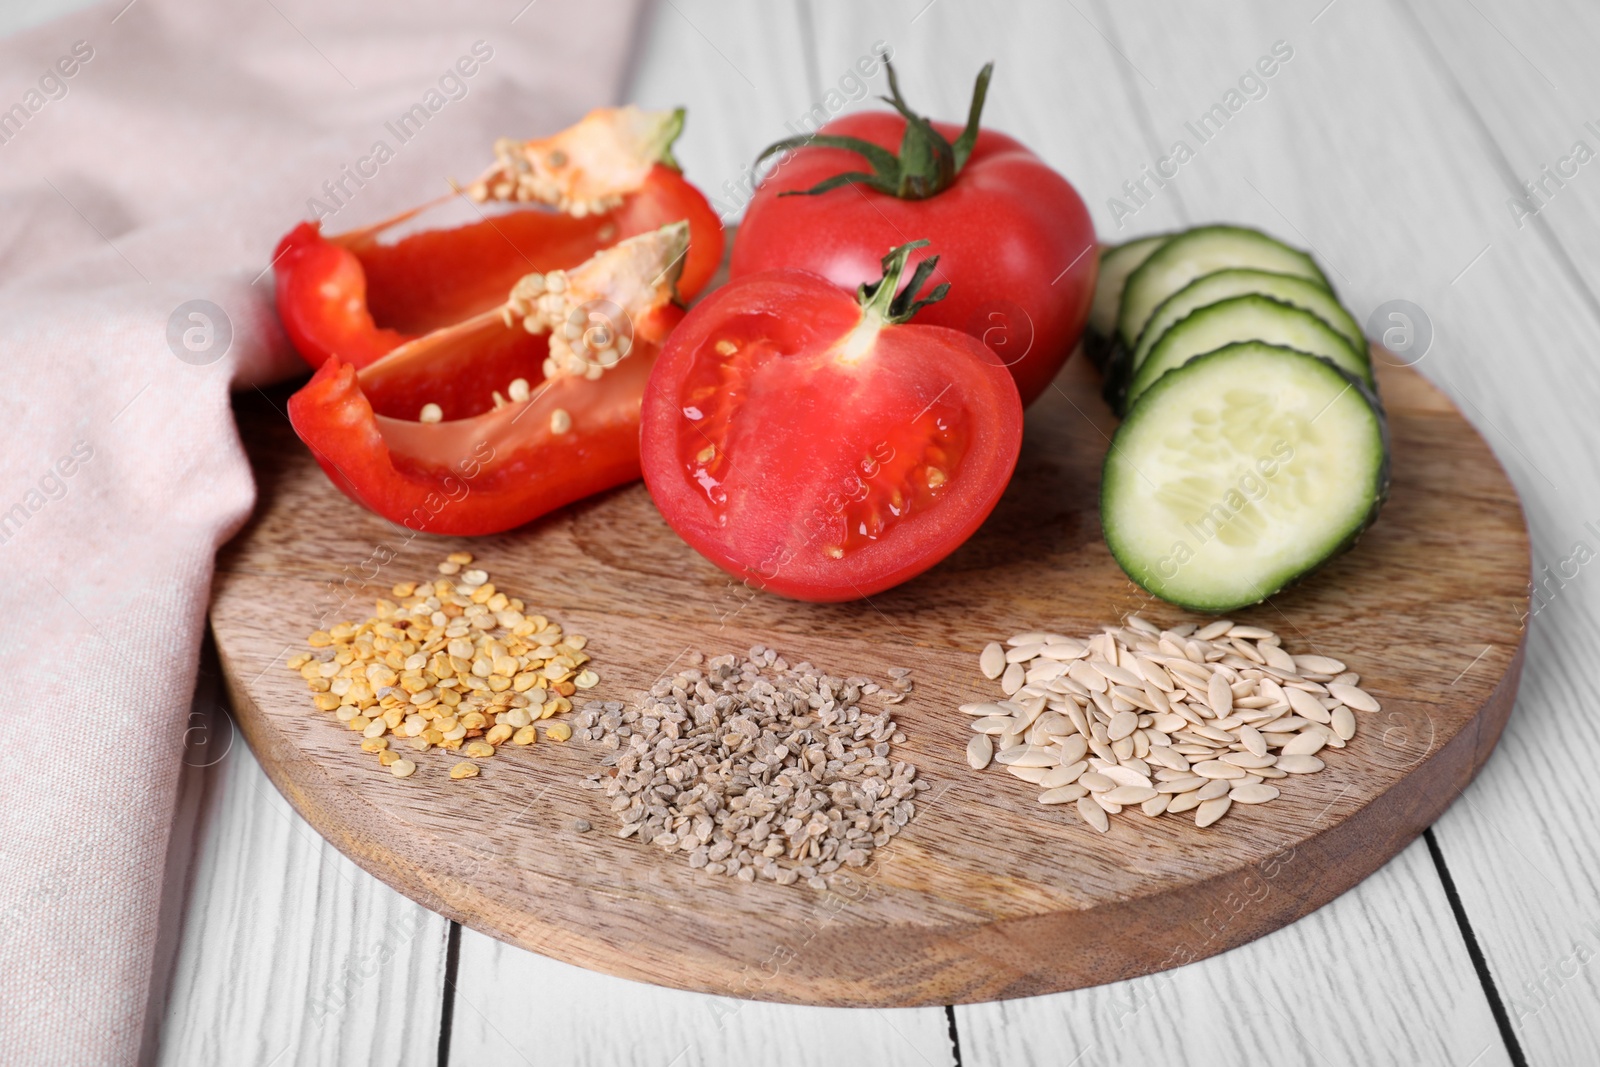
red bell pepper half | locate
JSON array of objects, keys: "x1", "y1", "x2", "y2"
[{"x1": 275, "y1": 107, "x2": 724, "y2": 536}]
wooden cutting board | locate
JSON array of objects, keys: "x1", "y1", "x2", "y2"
[{"x1": 212, "y1": 350, "x2": 1529, "y2": 1007}]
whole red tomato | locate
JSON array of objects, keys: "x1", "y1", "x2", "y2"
[
  {"x1": 730, "y1": 64, "x2": 1096, "y2": 408},
  {"x1": 641, "y1": 241, "x2": 1023, "y2": 602}
]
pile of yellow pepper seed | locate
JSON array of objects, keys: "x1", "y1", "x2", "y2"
[{"x1": 285, "y1": 552, "x2": 596, "y2": 781}]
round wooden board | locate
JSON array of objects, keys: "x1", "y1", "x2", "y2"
[{"x1": 213, "y1": 350, "x2": 1529, "y2": 1007}]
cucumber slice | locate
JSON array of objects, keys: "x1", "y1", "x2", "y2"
[
  {"x1": 1102, "y1": 342, "x2": 1388, "y2": 613},
  {"x1": 1122, "y1": 294, "x2": 1371, "y2": 412},
  {"x1": 1089, "y1": 235, "x2": 1170, "y2": 341},
  {"x1": 1117, "y1": 225, "x2": 1328, "y2": 349},
  {"x1": 1085, "y1": 235, "x2": 1170, "y2": 370},
  {"x1": 1130, "y1": 268, "x2": 1365, "y2": 376}
]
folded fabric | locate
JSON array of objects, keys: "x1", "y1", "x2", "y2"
[{"x1": 0, "y1": 1, "x2": 643, "y2": 1061}]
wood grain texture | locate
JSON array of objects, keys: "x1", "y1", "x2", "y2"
[
  {"x1": 210, "y1": 344, "x2": 1528, "y2": 1006},
  {"x1": 446, "y1": 927, "x2": 954, "y2": 1066}
]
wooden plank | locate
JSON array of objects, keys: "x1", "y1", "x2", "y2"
[
  {"x1": 956, "y1": 839, "x2": 1511, "y2": 1067},
  {"x1": 153, "y1": 720, "x2": 450, "y2": 1066},
  {"x1": 1370, "y1": 3, "x2": 1600, "y2": 1062},
  {"x1": 447, "y1": 928, "x2": 954, "y2": 1066}
]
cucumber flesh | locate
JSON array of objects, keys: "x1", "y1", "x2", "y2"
[
  {"x1": 1123, "y1": 294, "x2": 1371, "y2": 412},
  {"x1": 1117, "y1": 225, "x2": 1328, "y2": 349},
  {"x1": 1130, "y1": 268, "x2": 1365, "y2": 375},
  {"x1": 1101, "y1": 342, "x2": 1388, "y2": 613}
]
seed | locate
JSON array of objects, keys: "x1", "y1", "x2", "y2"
[
  {"x1": 1195, "y1": 795, "x2": 1232, "y2": 827},
  {"x1": 1039, "y1": 784, "x2": 1088, "y2": 804},
  {"x1": 1077, "y1": 796, "x2": 1110, "y2": 833},
  {"x1": 1092, "y1": 792, "x2": 1122, "y2": 814},
  {"x1": 1287, "y1": 686, "x2": 1332, "y2": 724},
  {"x1": 995, "y1": 744, "x2": 1059, "y2": 768},
  {"x1": 1103, "y1": 785, "x2": 1157, "y2": 805},
  {"x1": 1273, "y1": 754, "x2": 1323, "y2": 774},
  {"x1": 961, "y1": 622, "x2": 1363, "y2": 830},
  {"x1": 508, "y1": 377, "x2": 531, "y2": 402},
  {"x1": 1290, "y1": 654, "x2": 1342, "y2": 675},
  {"x1": 290, "y1": 553, "x2": 590, "y2": 784},
  {"x1": 550, "y1": 408, "x2": 572, "y2": 434},
  {"x1": 1260, "y1": 642, "x2": 1297, "y2": 672},
  {"x1": 1147, "y1": 745, "x2": 1190, "y2": 772},
  {"x1": 585, "y1": 651, "x2": 920, "y2": 888},
  {"x1": 1000, "y1": 661, "x2": 1025, "y2": 695},
  {"x1": 546, "y1": 722, "x2": 573, "y2": 742},
  {"x1": 1206, "y1": 673, "x2": 1233, "y2": 716},
  {"x1": 967, "y1": 733, "x2": 993, "y2": 770},
  {"x1": 1281, "y1": 731, "x2": 1326, "y2": 757},
  {"x1": 1039, "y1": 762, "x2": 1086, "y2": 787},
  {"x1": 1167, "y1": 790, "x2": 1203, "y2": 813},
  {"x1": 1328, "y1": 682, "x2": 1380, "y2": 712},
  {"x1": 390, "y1": 758, "x2": 417, "y2": 778},
  {"x1": 418, "y1": 403, "x2": 443, "y2": 423},
  {"x1": 1227, "y1": 625, "x2": 1272, "y2": 640},
  {"x1": 1094, "y1": 765, "x2": 1148, "y2": 790},
  {"x1": 449, "y1": 761, "x2": 480, "y2": 780}
]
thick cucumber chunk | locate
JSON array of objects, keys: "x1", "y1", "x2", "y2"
[
  {"x1": 1086, "y1": 234, "x2": 1170, "y2": 370},
  {"x1": 1130, "y1": 268, "x2": 1365, "y2": 375},
  {"x1": 1122, "y1": 294, "x2": 1371, "y2": 411},
  {"x1": 1117, "y1": 225, "x2": 1328, "y2": 349},
  {"x1": 1102, "y1": 343, "x2": 1388, "y2": 613}
]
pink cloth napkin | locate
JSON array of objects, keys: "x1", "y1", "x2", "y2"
[{"x1": 0, "y1": 1, "x2": 643, "y2": 1061}]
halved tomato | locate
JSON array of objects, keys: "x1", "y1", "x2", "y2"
[{"x1": 640, "y1": 241, "x2": 1023, "y2": 602}]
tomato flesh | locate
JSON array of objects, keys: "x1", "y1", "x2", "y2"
[{"x1": 642, "y1": 270, "x2": 1022, "y2": 602}]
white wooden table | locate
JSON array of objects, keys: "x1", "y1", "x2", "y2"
[{"x1": 12, "y1": 1, "x2": 1597, "y2": 1063}]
